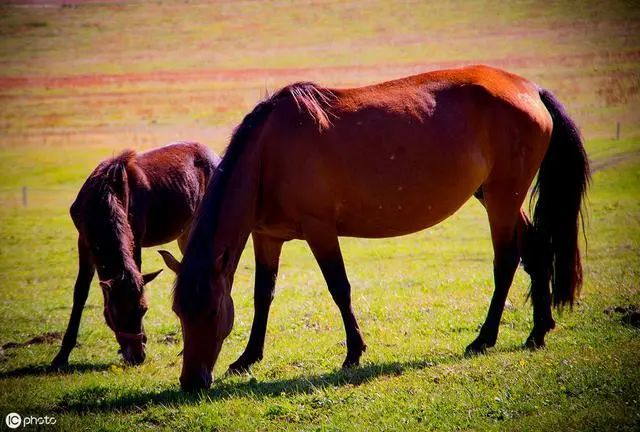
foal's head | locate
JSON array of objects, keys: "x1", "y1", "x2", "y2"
[
  {"x1": 159, "y1": 249, "x2": 234, "y2": 391},
  {"x1": 98, "y1": 268, "x2": 162, "y2": 365}
]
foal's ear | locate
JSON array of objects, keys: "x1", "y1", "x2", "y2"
[
  {"x1": 158, "y1": 250, "x2": 181, "y2": 274},
  {"x1": 99, "y1": 280, "x2": 112, "y2": 291},
  {"x1": 142, "y1": 269, "x2": 163, "y2": 285}
]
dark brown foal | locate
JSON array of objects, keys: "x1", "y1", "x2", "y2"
[{"x1": 51, "y1": 141, "x2": 219, "y2": 369}]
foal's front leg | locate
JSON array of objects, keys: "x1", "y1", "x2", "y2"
[
  {"x1": 303, "y1": 220, "x2": 366, "y2": 368},
  {"x1": 228, "y1": 233, "x2": 283, "y2": 373},
  {"x1": 51, "y1": 236, "x2": 95, "y2": 369}
]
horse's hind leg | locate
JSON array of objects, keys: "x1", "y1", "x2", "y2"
[
  {"x1": 51, "y1": 236, "x2": 95, "y2": 369},
  {"x1": 522, "y1": 223, "x2": 555, "y2": 348},
  {"x1": 303, "y1": 219, "x2": 366, "y2": 368},
  {"x1": 228, "y1": 233, "x2": 283, "y2": 373},
  {"x1": 466, "y1": 196, "x2": 526, "y2": 356}
]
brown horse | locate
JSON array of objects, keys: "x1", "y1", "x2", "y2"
[
  {"x1": 51, "y1": 141, "x2": 219, "y2": 369},
  {"x1": 164, "y1": 65, "x2": 590, "y2": 391}
]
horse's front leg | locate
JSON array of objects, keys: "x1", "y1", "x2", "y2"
[
  {"x1": 228, "y1": 233, "x2": 283, "y2": 373},
  {"x1": 303, "y1": 219, "x2": 366, "y2": 368},
  {"x1": 51, "y1": 236, "x2": 95, "y2": 369}
]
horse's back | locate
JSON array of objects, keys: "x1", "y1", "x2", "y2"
[{"x1": 256, "y1": 66, "x2": 553, "y2": 238}]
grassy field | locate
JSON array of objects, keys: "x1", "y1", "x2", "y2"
[{"x1": 0, "y1": 1, "x2": 639, "y2": 431}]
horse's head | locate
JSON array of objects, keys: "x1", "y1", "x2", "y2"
[
  {"x1": 160, "y1": 249, "x2": 234, "y2": 391},
  {"x1": 99, "y1": 269, "x2": 162, "y2": 365}
]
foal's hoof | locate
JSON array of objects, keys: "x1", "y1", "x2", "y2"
[
  {"x1": 341, "y1": 347, "x2": 366, "y2": 369},
  {"x1": 341, "y1": 351, "x2": 364, "y2": 369},
  {"x1": 341, "y1": 358, "x2": 360, "y2": 369}
]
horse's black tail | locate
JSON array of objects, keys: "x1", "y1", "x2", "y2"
[{"x1": 531, "y1": 87, "x2": 590, "y2": 308}]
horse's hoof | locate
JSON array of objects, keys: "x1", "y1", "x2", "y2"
[
  {"x1": 49, "y1": 358, "x2": 68, "y2": 372},
  {"x1": 524, "y1": 337, "x2": 546, "y2": 350},
  {"x1": 227, "y1": 366, "x2": 250, "y2": 375},
  {"x1": 464, "y1": 342, "x2": 487, "y2": 357},
  {"x1": 227, "y1": 362, "x2": 251, "y2": 375}
]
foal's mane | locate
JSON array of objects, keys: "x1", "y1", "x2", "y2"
[
  {"x1": 73, "y1": 149, "x2": 140, "y2": 283},
  {"x1": 174, "y1": 82, "x2": 335, "y2": 315}
]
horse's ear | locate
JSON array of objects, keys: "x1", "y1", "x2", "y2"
[
  {"x1": 142, "y1": 269, "x2": 163, "y2": 285},
  {"x1": 99, "y1": 280, "x2": 112, "y2": 291},
  {"x1": 213, "y1": 249, "x2": 229, "y2": 274},
  {"x1": 158, "y1": 250, "x2": 181, "y2": 274}
]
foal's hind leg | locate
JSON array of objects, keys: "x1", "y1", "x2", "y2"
[
  {"x1": 228, "y1": 233, "x2": 283, "y2": 373},
  {"x1": 51, "y1": 236, "x2": 95, "y2": 369},
  {"x1": 466, "y1": 199, "x2": 525, "y2": 356},
  {"x1": 303, "y1": 220, "x2": 366, "y2": 368}
]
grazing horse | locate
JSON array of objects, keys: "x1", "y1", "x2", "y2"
[
  {"x1": 164, "y1": 65, "x2": 590, "y2": 391},
  {"x1": 51, "y1": 141, "x2": 219, "y2": 369}
]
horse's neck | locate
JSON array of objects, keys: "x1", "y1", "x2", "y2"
[
  {"x1": 192, "y1": 146, "x2": 260, "y2": 280},
  {"x1": 215, "y1": 150, "x2": 260, "y2": 271}
]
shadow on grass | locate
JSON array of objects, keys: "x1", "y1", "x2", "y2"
[
  {"x1": 0, "y1": 362, "x2": 114, "y2": 379},
  {"x1": 50, "y1": 343, "x2": 533, "y2": 413},
  {"x1": 57, "y1": 353, "x2": 465, "y2": 413}
]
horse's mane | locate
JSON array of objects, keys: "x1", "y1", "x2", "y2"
[
  {"x1": 286, "y1": 82, "x2": 336, "y2": 130},
  {"x1": 72, "y1": 149, "x2": 140, "y2": 284},
  {"x1": 173, "y1": 82, "x2": 335, "y2": 315}
]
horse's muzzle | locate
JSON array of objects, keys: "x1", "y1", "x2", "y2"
[{"x1": 180, "y1": 369, "x2": 212, "y2": 392}]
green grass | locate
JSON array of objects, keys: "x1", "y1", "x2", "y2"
[
  {"x1": 0, "y1": 139, "x2": 638, "y2": 431},
  {"x1": 0, "y1": 0, "x2": 639, "y2": 430}
]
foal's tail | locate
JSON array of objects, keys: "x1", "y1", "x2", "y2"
[{"x1": 531, "y1": 88, "x2": 590, "y2": 308}]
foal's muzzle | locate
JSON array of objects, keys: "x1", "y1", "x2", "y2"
[{"x1": 116, "y1": 331, "x2": 147, "y2": 365}]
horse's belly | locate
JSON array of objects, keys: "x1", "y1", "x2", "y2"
[
  {"x1": 335, "y1": 180, "x2": 477, "y2": 238},
  {"x1": 333, "y1": 145, "x2": 487, "y2": 238}
]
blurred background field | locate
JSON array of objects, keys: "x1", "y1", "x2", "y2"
[{"x1": 0, "y1": 1, "x2": 638, "y2": 431}]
